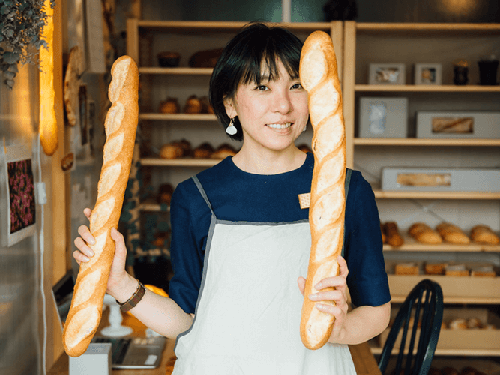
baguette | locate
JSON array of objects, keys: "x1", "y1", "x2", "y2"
[
  {"x1": 299, "y1": 31, "x2": 346, "y2": 350},
  {"x1": 63, "y1": 56, "x2": 139, "y2": 357}
]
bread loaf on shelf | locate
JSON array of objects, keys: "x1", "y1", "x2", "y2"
[
  {"x1": 299, "y1": 30, "x2": 346, "y2": 350},
  {"x1": 436, "y1": 222, "x2": 470, "y2": 244},
  {"x1": 470, "y1": 224, "x2": 500, "y2": 245},
  {"x1": 384, "y1": 222, "x2": 404, "y2": 247},
  {"x1": 62, "y1": 56, "x2": 139, "y2": 357},
  {"x1": 409, "y1": 222, "x2": 442, "y2": 244}
]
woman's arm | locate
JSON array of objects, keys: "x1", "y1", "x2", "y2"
[
  {"x1": 107, "y1": 231, "x2": 194, "y2": 339},
  {"x1": 73, "y1": 210, "x2": 193, "y2": 340},
  {"x1": 329, "y1": 302, "x2": 391, "y2": 345},
  {"x1": 299, "y1": 256, "x2": 391, "y2": 346}
]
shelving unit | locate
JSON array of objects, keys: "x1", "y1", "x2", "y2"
[
  {"x1": 125, "y1": 18, "x2": 500, "y2": 364},
  {"x1": 343, "y1": 21, "x2": 500, "y2": 362},
  {"x1": 125, "y1": 19, "x2": 345, "y2": 262}
]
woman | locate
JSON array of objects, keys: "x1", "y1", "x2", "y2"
[{"x1": 74, "y1": 22, "x2": 391, "y2": 374}]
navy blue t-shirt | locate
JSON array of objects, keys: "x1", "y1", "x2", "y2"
[{"x1": 169, "y1": 153, "x2": 391, "y2": 314}]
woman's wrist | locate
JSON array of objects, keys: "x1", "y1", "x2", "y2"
[{"x1": 108, "y1": 273, "x2": 139, "y2": 303}]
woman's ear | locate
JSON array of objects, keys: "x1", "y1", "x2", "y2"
[{"x1": 223, "y1": 96, "x2": 237, "y2": 119}]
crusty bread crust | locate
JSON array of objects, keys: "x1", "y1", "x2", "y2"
[
  {"x1": 299, "y1": 31, "x2": 346, "y2": 350},
  {"x1": 63, "y1": 56, "x2": 139, "y2": 357}
]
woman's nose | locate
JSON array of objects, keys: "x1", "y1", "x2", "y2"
[{"x1": 272, "y1": 89, "x2": 292, "y2": 114}]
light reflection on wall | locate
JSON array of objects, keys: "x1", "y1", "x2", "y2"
[
  {"x1": 40, "y1": 0, "x2": 58, "y2": 156},
  {"x1": 439, "y1": 0, "x2": 478, "y2": 17}
]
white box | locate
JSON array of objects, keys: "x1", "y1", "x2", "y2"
[
  {"x1": 69, "y1": 343, "x2": 112, "y2": 375},
  {"x1": 416, "y1": 111, "x2": 500, "y2": 139},
  {"x1": 359, "y1": 97, "x2": 408, "y2": 138},
  {"x1": 381, "y1": 168, "x2": 500, "y2": 192}
]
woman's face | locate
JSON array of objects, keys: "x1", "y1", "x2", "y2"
[{"x1": 224, "y1": 60, "x2": 309, "y2": 153}]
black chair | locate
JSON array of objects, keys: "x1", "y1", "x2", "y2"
[{"x1": 379, "y1": 279, "x2": 444, "y2": 375}]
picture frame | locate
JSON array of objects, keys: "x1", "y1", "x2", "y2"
[
  {"x1": 415, "y1": 63, "x2": 442, "y2": 85},
  {"x1": 369, "y1": 63, "x2": 406, "y2": 85},
  {"x1": 0, "y1": 142, "x2": 36, "y2": 246},
  {"x1": 416, "y1": 111, "x2": 500, "y2": 139},
  {"x1": 358, "y1": 97, "x2": 408, "y2": 138}
]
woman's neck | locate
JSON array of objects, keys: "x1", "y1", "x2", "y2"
[{"x1": 232, "y1": 144, "x2": 307, "y2": 175}]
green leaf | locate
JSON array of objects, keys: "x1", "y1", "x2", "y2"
[
  {"x1": 3, "y1": 71, "x2": 15, "y2": 79},
  {"x1": 3, "y1": 51, "x2": 19, "y2": 64}
]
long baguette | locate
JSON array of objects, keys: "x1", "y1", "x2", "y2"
[
  {"x1": 299, "y1": 31, "x2": 346, "y2": 350},
  {"x1": 63, "y1": 56, "x2": 139, "y2": 357}
]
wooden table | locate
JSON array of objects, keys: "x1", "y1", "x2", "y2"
[{"x1": 49, "y1": 314, "x2": 381, "y2": 375}]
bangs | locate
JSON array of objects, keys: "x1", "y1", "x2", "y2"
[{"x1": 240, "y1": 42, "x2": 300, "y2": 85}]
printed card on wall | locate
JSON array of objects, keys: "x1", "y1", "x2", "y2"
[{"x1": 0, "y1": 142, "x2": 36, "y2": 246}]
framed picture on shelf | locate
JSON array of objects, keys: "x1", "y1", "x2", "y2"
[
  {"x1": 359, "y1": 97, "x2": 408, "y2": 138},
  {"x1": 369, "y1": 63, "x2": 406, "y2": 85},
  {"x1": 416, "y1": 111, "x2": 500, "y2": 139},
  {"x1": 0, "y1": 142, "x2": 36, "y2": 246},
  {"x1": 414, "y1": 63, "x2": 442, "y2": 85}
]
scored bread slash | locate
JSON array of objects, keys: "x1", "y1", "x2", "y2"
[
  {"x1": 62, "y1": 56, "x2": 139, "y2": 357},
  {"x1": 299, "y1": 31, "x2": 347, "y2": 350}
]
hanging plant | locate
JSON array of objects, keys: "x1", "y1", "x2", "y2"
[{"x1": 0, "y1": 0, "x2": 56, "y2": 89}]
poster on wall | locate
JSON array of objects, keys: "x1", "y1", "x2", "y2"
[{"x1": 0, "y1": 142, "x2": 36, "y2": 246}]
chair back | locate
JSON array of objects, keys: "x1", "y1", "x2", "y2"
[{"x1": 379, "y1": 279, "x2": 444, "y2": 375}]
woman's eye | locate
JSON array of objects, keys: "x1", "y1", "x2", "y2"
[
  {"x1": 255, "y1": 85, "x2": 269, "y2": 91},
  {"x1": 291, "y1": 83, "x2": 303, "y2": 90}
]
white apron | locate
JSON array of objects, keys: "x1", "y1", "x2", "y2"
[{"x1": 172, "y1": 174, "x2": 356, "y2": 375}]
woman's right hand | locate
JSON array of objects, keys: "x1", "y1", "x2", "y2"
[{"x1": 73, "y1": 208, "x2": 130, "y2": 296}]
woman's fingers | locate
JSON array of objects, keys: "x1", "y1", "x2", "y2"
[
  {"x1": 297, "y1": 276, "x2": 306, "y2": 295},
  {"x1": 84, "y1": 208, "x2": 92, "y2": 220},
  {"x1": 78, "y1": 224, "x2": 95, "y2": 246}
]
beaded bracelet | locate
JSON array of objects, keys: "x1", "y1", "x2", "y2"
[{"x1": 117, "y1": 281, "x2": 146, "y2": 313}]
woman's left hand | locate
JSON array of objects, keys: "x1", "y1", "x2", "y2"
[{"x1": 297, "y1": 255, "x2": 349, "y2": 343}]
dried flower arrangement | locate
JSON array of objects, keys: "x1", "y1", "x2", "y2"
[{"x1": 0, "y1": 0, "x2": 56, "y2": 88}]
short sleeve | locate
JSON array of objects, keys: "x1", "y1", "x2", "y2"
[
  {"x1": 168, "y1": 181, "x2": 204, "y2": 314},
  {"x1": 344, "y1": 171, "x2": 391, "y2": 307}
]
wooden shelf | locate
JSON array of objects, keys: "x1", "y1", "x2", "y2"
[
  {"x1": 355, "y1": 138, "x2": 500, "y2": 146},
  {"x1": 139, "y1": 113, "x2": 217, "y2": 121},
  {"x1": 354, "y1": 22, "x2": 500, "y2": 36},
  {"x1": 139, "y1": 67, "x2": 213, "y2": 75},
  {"x1": 384, "y1": 236, "x2": 500, "y2": 253},
  {"x1": 370, "y1": 346, "x2": 500, "y2": 357},
  {"x1": 140, "y1": 158, "x2": 221, "y2": 167},
  {"x1": 390, "y1": 295, "x2": 500, "y2": 304},
  {"x1": 136, "y1": 20, "x2": 332, "y2": 33},
  {"x1": 139, "y1": 203, "x2": 170, "y2": 212},
  {"x1": 387, "y1": 275, "x2": 500, "y2": 304},
  {"x1": 355, "y1": 84, "x2": 500, "y2": 92},
  {"x1": 374, "y1": 190, "x2": 500, "y2": 200}
]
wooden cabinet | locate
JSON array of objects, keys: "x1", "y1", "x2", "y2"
[{"x1": 342, "y1": 22, "x2": 500, "y2": 359}]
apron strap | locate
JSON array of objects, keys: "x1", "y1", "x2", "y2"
[
  {"x1": 192, "y1": 176, "x2": 215, "y2": 216},
  {"x1": 341, "y1": 168, "x2": 353, "y2": 258}
]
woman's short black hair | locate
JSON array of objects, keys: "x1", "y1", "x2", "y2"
[{"x1": 209, "y1": 22, "x2": 304, "y2": 141}]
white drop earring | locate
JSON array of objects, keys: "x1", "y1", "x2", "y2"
[{"x1": 226, "y1": 117, "x2": 237, "y2": 136}]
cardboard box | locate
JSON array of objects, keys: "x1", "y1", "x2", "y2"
[
  {"x1": 381, "y1": 168, "x2": 500, "y2": 192},
  {"x1": 416, "y1": 111, "x2": 500, "y2": 139},
  {"x1": 69, "y1": 343, "x2": 112, "y2": 375}
]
